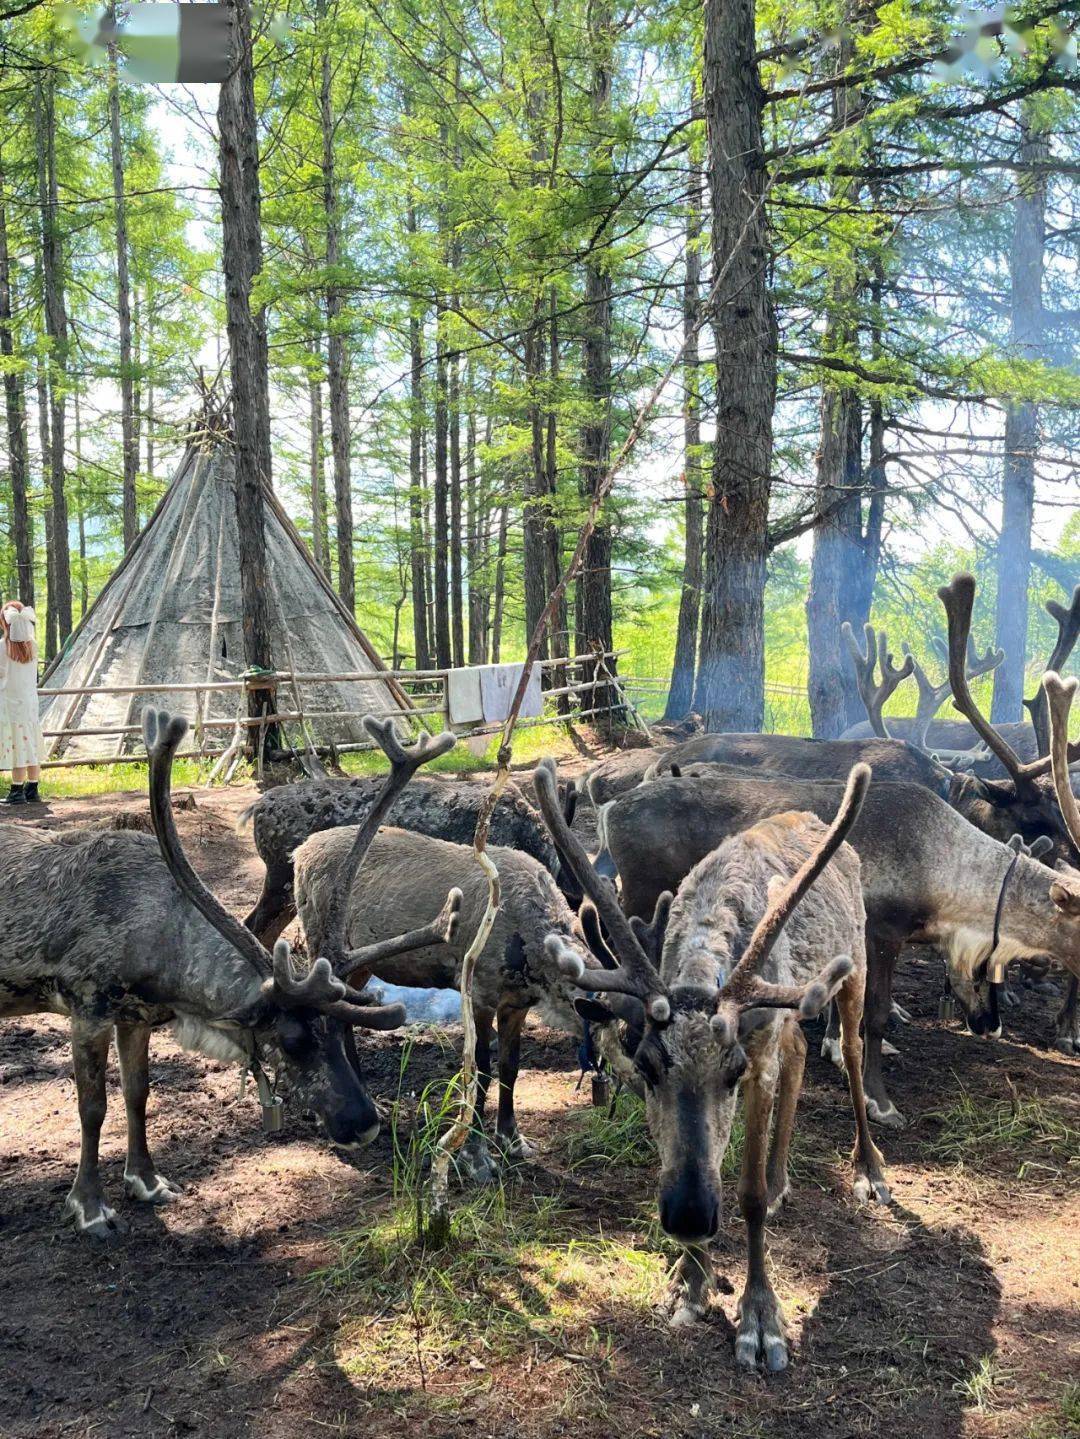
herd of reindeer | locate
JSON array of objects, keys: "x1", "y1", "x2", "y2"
[{"x1": 4, "y1": 572, "x2": 1080, "y2": 1374}]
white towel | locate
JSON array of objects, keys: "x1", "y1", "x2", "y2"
[{"x1": 479, "y1": 662, "x2": 542, "y2": 724}]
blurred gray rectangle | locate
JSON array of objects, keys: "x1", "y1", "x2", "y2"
[{"x1": 176, "y1": 4, "x2": 233, "y2": 83}]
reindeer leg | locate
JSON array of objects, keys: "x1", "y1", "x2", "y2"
[
  {"x1": 495, "y1": 1004, "x2": 533, "y2": 1160},
  {"x1": 835, "y1": 977, "x2": 891, "y2": 1204},
  {"x1": 862, "y1": 934, "x2": 906, "y2": 1129},
  {"x1": 667, "y1": 1243, "x2": 716, "y2": 1328},
  {"x1": 62, "y1": 1020, "x2": 124, "y2": 1240},
  {"x1": 765, "y1": 1018, "x2": 805, "y2": 1217},
  {"x1": 456, "y1": 1008, "x2": 499, "y2": 1185},
  {"x1": 735, "y1": 1043, "x2": 788, "y2": 1373},
  {"x1": 821, "y1": 997, "x2": 843, "y2": 1070},
  {"x1": 243, "y1": 863, "x2": 296, "y2": 946},
  {"x1": 1054, "y1": 974, "x2": 1080, "y2": 1057},
  {"x1": 116, "y1": 1023, "x2": 181, "y2": 1206}
]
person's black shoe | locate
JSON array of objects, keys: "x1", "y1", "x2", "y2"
[
  {"x1": 23, "y1": 782, "x2": 41, "y2": 804},
  {"x1": 2, "y1": 784, "x2": 26, "y2": 805}
]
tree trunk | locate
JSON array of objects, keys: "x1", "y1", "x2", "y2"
[
  {"x1": 696, "y1": 0, "x2": 775, "y2": 733},
  {"x1": 36, "y1": 347, "x2": 57, "y2": 660},
  {"x1": 36, "y1": 73, "x2": 73, "y2": 648},
  {"x1": 0, "y1": 157, "x2": 33, "y2": 606},
  {"x1": 523, "y1": 313, "x2": 550, "y2": 659},
  {"x1": 146, "y1": 303, "x2": 155, "y2": 486},
  {"x1": 806, "y1": 38, "x2": 873, "y2": 739},
  {"x1": 321, "y1": 47, "x2": 354, "y2": 614},
  {"x1": 409, "y1": 294, "x2": 431, "y2": 669},
  {"x1": 665, "y1": 84, "x2": 704, "y2": 721},
  {"x1": 491, "y1": 481, "x2": 509, "y2": 663},
  {"x1": 74, "y1": 389, "x2": 88, "y2": 617},
  {"x1": 466, "y1": 373, "x2": 486, "y2": 664},
  {"x1": 108, "y1": 33, "x2": 138, "y2": 550},
  {"x1": 449, "y1": 344, "x2": 465, "y2": 667},
  {"x1": 432, "y1": 304, "x2": 452, "y2": 667},
  {"x1": 806, "y1": 385, "x2": 865, "y2": 736},
  {"x1": 578, "y1": 8, "x2": 616, "y2": 685},
  {"x1": 218, "y1": 0, "x2": 276, "y2": 746},
  {"x1": 992, "y1": 113, "x2": 1047, "y2": 723},
  {"x1": 308, "y1": 355, "x2": 328, "y2": 572}
]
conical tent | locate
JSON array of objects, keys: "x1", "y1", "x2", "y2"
[{"x1": 40, "y1": 435, "x2": 412, "y2": 760}]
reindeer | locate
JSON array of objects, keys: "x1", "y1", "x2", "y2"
[
  {"x1": 844, "y1": 579, "x2": 1080, "y2": 1049},
  {"x1": 583, "y1": 746, "x2": 669, "y2": 808},
  {"x1": 0, "y1": 711, "x2": 459, "y2": 1240},
  {"x1": 601, "y1": 759, "x2": 1080, "y2": 1126},
  {"x1": 242, "y1": 773, "x2": 578, "y2": 945},
  {"x1": 533, "y1": 760, "x2": 889, "y2": 1369},
  {"x1": 292, "y1": 821, "x2": 620, "y2": 1181},
  {"x1": 841, "y1": 582, "x2": 1080, "y2": 775}
]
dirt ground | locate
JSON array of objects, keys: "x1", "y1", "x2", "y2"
[{"x1": 1, "y1": 779, "x2": 1079, "y2": 1439}]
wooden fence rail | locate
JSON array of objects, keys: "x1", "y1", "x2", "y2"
[{"x1": 36, "y1": 652, "x2": 644, "y2": 772}]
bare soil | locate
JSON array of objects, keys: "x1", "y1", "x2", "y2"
[{"x1": 1, "y1": 783, "x2": 1078, "y2": 1439}]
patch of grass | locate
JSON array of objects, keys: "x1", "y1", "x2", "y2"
[
  {"x1": 924, "y1": 1086, "x2": 1080, "y2": 1180},
  {"x1": 38, "y1": 756, "x2": 217, "y2": 800},
  {"x1": 562, "y1": 1088, "x2": 655, "y2": 1170},
  {"x1": 319, "y1": 1173, "x2": 666, "y2": 1387},
  {"x1": 954, "y1": 1355, "x2": 1014, "y2": 1413},
  {"x1": 316, "y1": 1046, "x2": 666, "y2": 1388},
  {"x1": 1028, "y1": 1384, "x2": 1080, "y2": 1437},
  {"x1": 339, "y1": 718, "x2": 581, "y2": 779}
]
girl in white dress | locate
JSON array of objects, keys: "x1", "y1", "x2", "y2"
[{"x1": 0, "y1": 601, "x2": 44, "y2": 805}]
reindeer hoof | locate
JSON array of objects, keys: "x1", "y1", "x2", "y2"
[
  {"x1": 454, "y1": 1136, "x2": 500, "y2": 1186},
  {"x1": 124, "y1": 1171, "x2": 182, "y2": 1205},
  {"x1": 668, "y1": 1302, "x2": 705, "y2": 1329},
  {"x1": 890, "y1": 1002, "x2": 912, "y2": 1026},
  {"x1": 1054, "y1": 1035, "x2": 1078, "y2": 1058},
  {"x1": 853, "y1": 1171, "x2": 892, "y2": 1205},
  {"x1": 498, "y1": 1132, "x2": 536, "y2": 1162},
  {"x1": 821, "y1": 1036, "x2": 843, "y2": 1069},
  {"x1": 63, "y1": 1192, "x2": 125, "y2": 1241},
  {"x1": 766, "y1": 1181, "x2": 790, "y2": 1219},
  {"x1": 865, "y1": 1098, "x2": 906, "y2": 1129},
  {"x1": 735, "y1": 1289, "x2": 788, "y2": 1372}
]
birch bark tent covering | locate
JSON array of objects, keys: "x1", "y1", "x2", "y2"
[{"x1": 40, "y1": 435, "x2": 411, "y2": 760}]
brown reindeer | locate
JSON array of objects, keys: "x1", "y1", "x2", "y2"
[{"x1": 533, "y1": 761, "x2": 888, "y2": 1369}]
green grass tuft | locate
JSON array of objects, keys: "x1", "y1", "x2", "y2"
[{"x1": 924, "y1": 1086, "x2": 1080, "y2": 1180}]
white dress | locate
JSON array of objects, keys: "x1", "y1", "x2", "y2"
[{"x1": 0, "y1": 639, "x2": 44, "y2": 769}]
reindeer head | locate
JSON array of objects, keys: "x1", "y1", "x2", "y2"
[
  {"x1": 144, "y1": 709, "x2": 459, "y2": 1150},
  {"x1": 533, "y1": 755, "x2": 866, "y2": 1245}
]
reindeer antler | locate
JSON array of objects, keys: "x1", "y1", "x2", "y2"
[
  {"x1": 341, "y1": 888, "x2": 463, "y2": 976},
  {"x1": 143, "y1": 708, "x2": 417, "y2": 1032},
  {"x1": 707, "y1": 763, "x2": 870, "y2": 1039},
  {"x1": 630, "y1": 891, "x2": 673, "y2": 966},
  {"x1": 1042, "y1": 672, "x2": 1080, "y2": 854},
  {"x1": 937, "y1": 575, "x2": 1064, "y2": 789},
  {"x1": 1025, "y1": 587, "x2": 1080, "y2": 758},
  {"x1": 145, "y1": 708, "x2": 275, "y2": 978},
  {"x1": 534, "y1": 759, "x2": 670, "y2": 1021},
  {"x1": 904, "y1": 634, "x2": 1002, "y2": 752},
  {"x1": 842, "y1": 622, "x2": 913, "y2": 739},
  {"x1": 320, "y1": 719, "x2": 457, "y2": 976}
]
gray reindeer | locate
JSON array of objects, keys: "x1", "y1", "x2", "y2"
[
  {"x1": 533, "y1": 760, "x2": 889, "y2": 1371},
  {"x1": 0, "y1": 711, "x2": 459, "y2": 1240},
  {"x1": 293, "y1": 821, "x2": 622, "y2": 1181}
]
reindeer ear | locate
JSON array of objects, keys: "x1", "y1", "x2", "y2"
[{"x1": 1049, "y1": 880, "x2": 1080, "y2": 917}]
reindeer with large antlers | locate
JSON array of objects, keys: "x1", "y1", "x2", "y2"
[
  {"x1": 533, "y1": 759, "x2": 889, "y2": 1370},
  {"x1": 842, "y1": 620, "x2": 1005, "y2": 758},
  {"x1": 0, "y1": 710, "x2": 459, "y2": 1240}
]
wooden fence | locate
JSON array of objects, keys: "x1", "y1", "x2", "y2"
[{"x1": 36, "y1": 651, "x2": 647, "y2": 773}]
